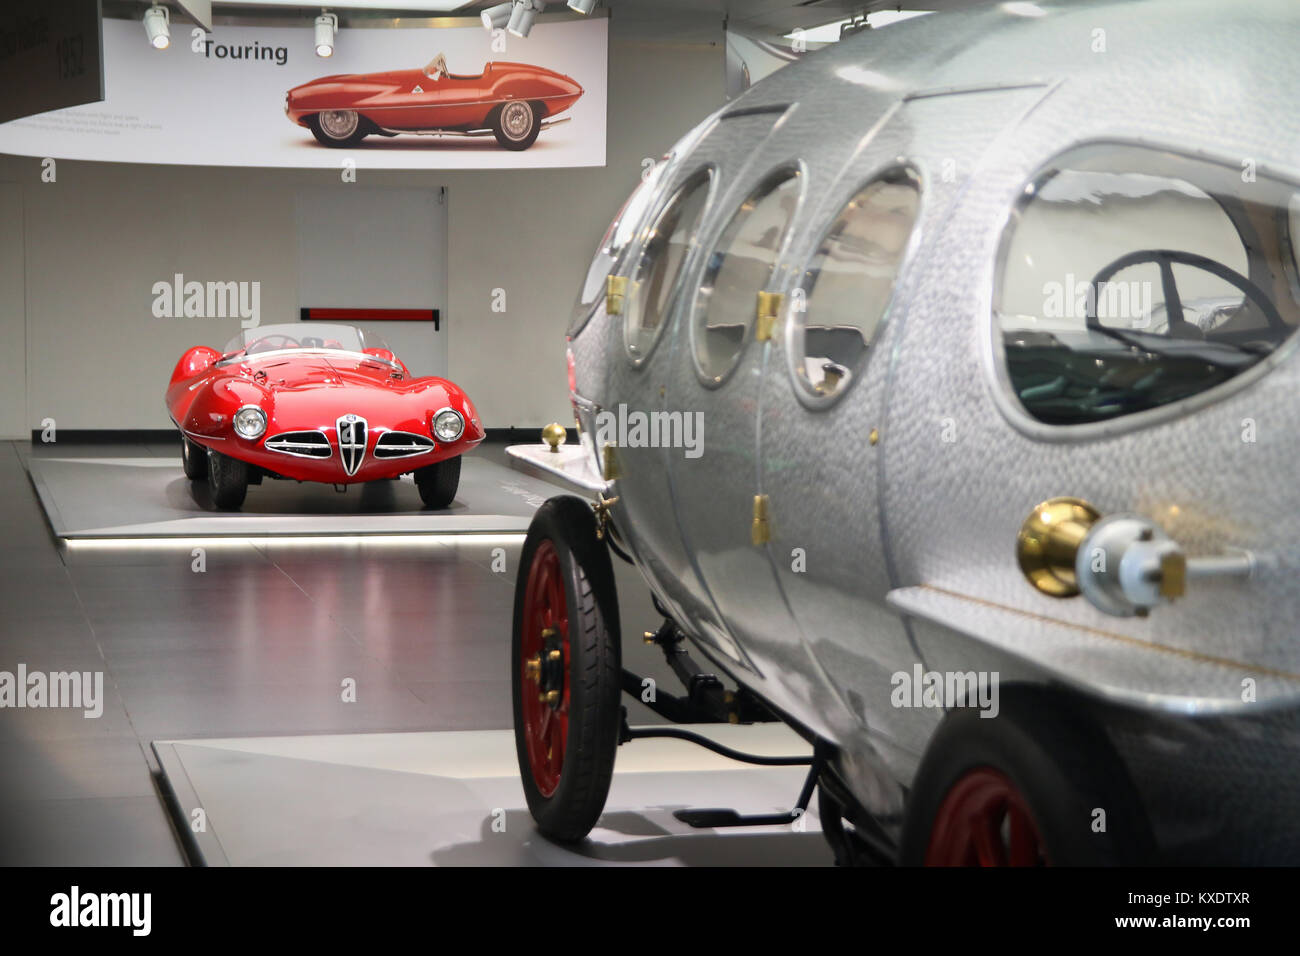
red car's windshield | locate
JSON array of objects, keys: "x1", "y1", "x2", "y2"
[{"x1": 222, "y1": 323, "x2": 390, "y2": 358}]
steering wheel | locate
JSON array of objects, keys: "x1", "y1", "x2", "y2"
[
  {"x1": 245, "y1": 333, "x2": 301, "y2": 354},
  {"x1": 1087, "y1": 249, "x2": 1286, "y2": 338}
]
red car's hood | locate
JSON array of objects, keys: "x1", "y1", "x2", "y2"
[{"x1": 251, "y1": 354, "x2": 464, "y2": 426}]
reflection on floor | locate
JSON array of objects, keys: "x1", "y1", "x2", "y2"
[
  {"x1": 1, "y1": 439, "x2": 821, "y2": 865},
  {"x1": 29, "y1": 453, "x2": 559, "y2": 538},
  {"x1": 155, "y1": 727, "x2": 828, "y2": 866}
]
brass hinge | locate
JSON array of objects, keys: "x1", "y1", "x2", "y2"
[
  {"x1": 756, "y1": 291, "x2": 784, "y2": 342},
  {"x1": 606, "y1": 275, "x2": 628, "y2": 315},
  {"x1": 751, "y1": 494, "x2": 770, "y2": 546},
  {"x1": 602, "y1": 442, "x2": 622, "y2": 481}
]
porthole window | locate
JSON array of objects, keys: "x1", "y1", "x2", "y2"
[
  {"x1": 568, "y1": 160, "x2": 668, "y2": 337},
  {"x1": 996, "y1": 144, "x2": 1300, "y2": 427},
  {"x1": 792, "y1": 168, "x2": 921, "y2": 401},
  {"x1": 692, "y1": 169, "x2": 802, "y2": 384},
  {"x1": 624, "y1": 170, "x2": 712, "y2": 364}
]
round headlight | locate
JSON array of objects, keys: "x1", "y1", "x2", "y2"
[
  {"x1": 233, "y1": 405, "x2": 267, "y2": 440},
  {"x1": 432, "y1": 408, "x2": 464, "y2": 443}
]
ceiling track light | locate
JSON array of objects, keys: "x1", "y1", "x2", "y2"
[
  {"x1": 481, "y1": 2, "x2": 514, "y2": 30},
  {"x1": 315, "y1": 12, "x2": 338, "y2": 58},
  {"x1": 143, "y1": 4, "x2": 170, "y2": 50},
  {"x1": 507, "y1": 0, "x2": 546, "y2": 39},
  {"x1": 567, "y1": 0, "x2": 597, "y2": 13}
]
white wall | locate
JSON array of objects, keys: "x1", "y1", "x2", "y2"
[
  {"x1": 296, "y1": 185, "x2": 450, "y2": 379},
  {"x1": 0, "y1": 13, "x2": 724, "y2": 437}
]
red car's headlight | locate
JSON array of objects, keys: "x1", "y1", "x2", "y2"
[
  {"x1": 233, "y1": 405, "x2": 267, "y2": 440},
  {"x1": 432, "y1": 408, "x2": 464, "y2": 442}
]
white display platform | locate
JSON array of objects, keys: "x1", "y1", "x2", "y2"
[
  {"x1": 28, "y1": 455, "x2": 562, "y2": 539},
  {"x1": 153, "y1": 726, "x2": 830, "y2": 866}
]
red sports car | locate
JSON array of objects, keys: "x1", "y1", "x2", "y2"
[
  {"x1": 285, "y1": 54, "x2": 584, "y2": 151},
  {"x1": 165, "y1": 323, "x2": 484, "y2": 510}
]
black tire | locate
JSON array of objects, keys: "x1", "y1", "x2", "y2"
[
  {"x1": 899, "y1": 687, "x2": 1154, "y2": 866},
  {"x1": 414, "y1": 455, "x2": 461, "y2": 509},
  {"x1": 181, "y1": 435, "x2": 207, "y2": 481},
  {"x1": 307, "y1": 110, "x2": 369, "y2": 148},
  {"x1": 512, "y1": 496, "x2": 622, "y2": 843},
  {"x1": 490, "y1": 100, "x2": 541, "y2": 151},
  {"x1": 206, "y1": 448, "x2": 249, "y2": 510}
]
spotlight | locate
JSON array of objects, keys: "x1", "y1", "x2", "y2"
[
  {"x1": 143, "y1": 5, "x2": 170, "y2": 50},
  {"x1": 567, "y1": 0, "x2": 597, "y2": 13},
  {"x1": 507, "y1": 0, "x2": 544, "y2": 38},
  {"x1": 481, "y1": 2, "x2": 513, "y2": 30},
  {"x1": 314, "y1": 13, "x2": 337, "y2": 58}
]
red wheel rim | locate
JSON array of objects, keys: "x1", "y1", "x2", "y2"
[
  {"x1": 924, "y1": 768, "x2": 1048, "y2": 866},
  {"x1": 520, "y1": 539, "x2": 570, "y2": 798}
]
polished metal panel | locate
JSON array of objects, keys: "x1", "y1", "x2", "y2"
[{"x1": 561, "y1": 1, "x2": 1300, "y2": 830}]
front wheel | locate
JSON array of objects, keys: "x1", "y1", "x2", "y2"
[
  {"x1": 181, "y1": 435, "x2": 207, "y2": 481},
  {"x1": 512, "y1": 497, "x2": 622, "y2": 843},
  {"x1": 414, "y1": 455, "x2": 461, "y2": 509},
  {"x1": 308, "y1": 110, "x2": 369, "y2": 148},
  {"x1": 490, "y1": 100, "x2": 540, "y2": 151},
  {"x1": 206, "y1": 448, "x2": 249, "y2": 510}
]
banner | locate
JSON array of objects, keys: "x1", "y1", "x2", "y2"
[{"x1": 0, "y1": 16, "x2": 606, "y2": 169}]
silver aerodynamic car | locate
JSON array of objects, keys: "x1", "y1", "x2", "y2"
[{"x1": 508, "y1": 0, "x2": 1300, "y2": 866}]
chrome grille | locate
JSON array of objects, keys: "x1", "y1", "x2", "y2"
[
  {"x1": 374, "y1": 431, "x2": 436, "y2": 459},
  {"x1": 264, "y1": 430, "x2": 331, "y2": 458},
  {"x1": 336, "y1": 415, "x2": 368, "y2": 476}
]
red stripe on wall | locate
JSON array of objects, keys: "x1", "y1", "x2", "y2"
[{"x1": 300, "y1": 308, "x2": 438, "y2": 322}]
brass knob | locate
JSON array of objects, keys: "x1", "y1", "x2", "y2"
[
  {"x1": 1016, "y1": 497, "x2": 1100, "y2": 597},
  {"x1": 542, "y1": 423, "x2": 567, "y2": 453},
  {"x1": 547, "y1": 649, "x2": 562, "y2": 662},
  {"x1": 541, "y1": 690, "x2": 560, "y2": 705},
  {"x1": 524, "y1": 656, "x2": 541, "y2": 683}
]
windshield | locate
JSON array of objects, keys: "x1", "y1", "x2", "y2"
[{"x1": 222, "y1": 323, "x2": 390, "y2": 358}]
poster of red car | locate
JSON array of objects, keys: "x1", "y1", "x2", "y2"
[{"x1": 0, "y1": 16, "x2": 607, "y2": 169}]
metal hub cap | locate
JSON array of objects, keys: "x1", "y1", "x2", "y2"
[
  {"x1": 320, "y1": 109, "x2": 359, "y2": 139},
  {"x1": 925, "y1": 768, "x2": 1048, "y2": 866},
  {"x1": 520, "y1": 539, "x2": 570, "y2": 797},
  {"x1": 501, "y1": 101, "x2": 533, "y2": 140}
]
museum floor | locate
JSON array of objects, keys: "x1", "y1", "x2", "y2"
[{"x1": 0, "y1": 438, "x2": 826, "y2": 866}]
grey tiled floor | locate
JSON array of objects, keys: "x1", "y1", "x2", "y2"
[{"x1": 0, "y1": 439, "x2": 668, "y2": 865}]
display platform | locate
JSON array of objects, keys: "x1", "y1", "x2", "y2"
[
  {"x1": 154, "y1": 726, "x2": 829, "y2": 866},
  {"x1": 28, "y1": 455, "x2": 562, "y2": 539}
]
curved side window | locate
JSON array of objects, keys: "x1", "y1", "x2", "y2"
[
  {"x1": 624, "y1": 170, "x2": 712, "y2": 364},
  {"x1": 996, "y1": 145, "x2": 1300, "y2": 427},
  {"x1": 792, "y1": 168, "x2": 921, "y2": 401},
  {"x1": 692, "y1": 169, "x2": 802, "y2": 384},
  {"x1": 568, "y1": 160, "x2": 668, "y2": 336}
]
